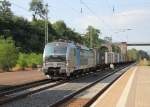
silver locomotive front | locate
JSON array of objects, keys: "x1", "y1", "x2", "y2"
[{"x1": 42, "y1": 42, "x2": 68, "y2": 78}]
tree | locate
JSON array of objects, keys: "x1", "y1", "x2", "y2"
[
  {"x1": 0, "y1": 37, "x2": 18, "y2": 71},
  {"x1": 0, "y1": 8, "x2": 90, "y2": 53},
  {"x1": 29, "y1": 0, "x2": 46, "y2": 20},
  {"x1": 138, "y1": 50, "x2": 150, "y2": 60},
  {"x1": 127, "y1": 49, "x2": 150, "y2": 61},
  {"x1": 127, "y1": 49, "x2": 139, "y2": 61},
  {"x1": 65, "y1": 28, "x2": 83, "y2": 44},
  {"x1": 52, "y1": 21, "x2": 67, "y2": 38},
  {"x1": 0, "y1": 0, "x2": 12, "y2": 17},
  {"x1": 84, "y1": 26, "x2": 101, "y2": 48},
  {"x1": 52, "y1": 20, "x2": 84, "y2": 43}
]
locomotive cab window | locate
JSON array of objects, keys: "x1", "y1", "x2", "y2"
[{"x1": 43, "y1": 43, "x2": 67, "y2": 62}]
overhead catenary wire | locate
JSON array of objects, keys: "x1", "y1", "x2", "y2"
[
  {"x1": 10, "y1": 2, "x2": 32, "y2": 18},
  {"x1": 80, "y1": 0, "x2": 105, "y2": 23},
  {"x1": 11, "y1": 1, "x2": 111, "y2": 30},
  {"x1": 80, "y1": 0, "x2": 115, "y2": 34},
  {"x1": 106, "y1": 0, "x2": 126, "y2": 42},
  {"x1": 11, "y1": 1, "x2": 128, "y2": 36},
  {"x1": 11, "y1": 2, "x2": 29, "y2": 12}
]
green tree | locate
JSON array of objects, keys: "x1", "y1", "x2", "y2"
[
  {"x1": 65, "y1": 28, "x2": 83, "y2": 44},
  {"x1": 29, "y1": 0, "x2": 46, "y2": 20},
  {"x1": 138, "y1": 50, "x2": 150, "y2": 60},
  {"x1": 0, "y1": 37, "x2": 18, "y2": 71},
  {"x1": 52, "y1": 20, "x2": 84, "y2": 43},
  {"x1": 84, "y1": 26, "x2": 101, "y2": 48},
  {"x1": 127, "y1": 49, "x2": 139, "y2": 61},
  {"x1": 0, "y1": 0, "x2": 12, "y2": 17},
  {"x1": 0, "y1": 6, "x2": 93, "y2": 54},
  {"x1": 52, "y1": 21, "x2": 67, "y2": 38}
]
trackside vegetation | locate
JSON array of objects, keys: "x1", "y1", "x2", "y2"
[
  {"x1": 17, "y1": 53, "x2": 42, "y2": 69},
  {"x1": 0, "y1": 37, "x2": 18, "y2": 71},
  {"x1": 0, "y1": 37, "x2": 43, "y2": 71}
]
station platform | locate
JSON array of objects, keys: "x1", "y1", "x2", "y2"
[
  {"x1": 91, "y1": 66, "x2": 150, "y2": 107},
  {"x1": 0, "y1": 70, "x2": 46, "y2": 89}
]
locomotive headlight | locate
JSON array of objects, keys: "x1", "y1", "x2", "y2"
[{"x1": 66, "y1": 63, "x2": 69, "y2": 66}]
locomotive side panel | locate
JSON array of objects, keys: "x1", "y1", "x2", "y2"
[{"x1": 66, "y1": 47, "x2": 77, "y2": 75}]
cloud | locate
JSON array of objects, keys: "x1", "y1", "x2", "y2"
[
  {"x1": 74, "y1": 15, "x2": 107, "y2": 33},
  {"x1": 113, "y1": 9, "x2": 150, "y2": 27},
  {"x1": 74, "y1": 9, "x2": 150, "y2": 33}
]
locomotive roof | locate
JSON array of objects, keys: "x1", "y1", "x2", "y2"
[
  {"x1": 46, "y1": 42, "x2": 68, "y2": 46},
  {"x1": 46, "y1": 42, "x2": 91, "y2": 50}
]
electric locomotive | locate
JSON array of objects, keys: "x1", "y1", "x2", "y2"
[{"x1": 42, "y1": 41, "x2": 95, "y2": 79}]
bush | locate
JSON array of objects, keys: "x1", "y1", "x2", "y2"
[
  {"x1": 17, "y1": 53, "x2": 42, "y2": 69},
  {"x1": 17, "y1": 53, "x2": 28, "y2": 69},
  {"x1": 27, "y1": 53, "x2": 43, "y2": 68},
  {"x1": 0, "y1": 37, "x2": 18, "y2": 71}
]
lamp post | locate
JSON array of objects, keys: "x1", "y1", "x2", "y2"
[{"x1": 45, "y1": 3, "x2": 48, "y2": 45}]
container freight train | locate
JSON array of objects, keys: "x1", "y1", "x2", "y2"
[{"x1": 42, "y1": 41, "x2": 127, "y2": 79}]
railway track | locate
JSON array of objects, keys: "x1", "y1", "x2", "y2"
[
  {"x1": 0, "y1": 79, "x2": 67, "y2": 105},
  {"x1": 0, "y1": 63, "x2": 134, "y2": 107},
  {"x1": 50, "y1": 63, "x2": 135, "y2": 107},
  {"x1": 0, "y1": 79, "x2": 52, "y2": 96}
]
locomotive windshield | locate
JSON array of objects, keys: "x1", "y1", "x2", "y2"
[{"x1": 43, "y1": 43, "x2": 67, "y2": 62}]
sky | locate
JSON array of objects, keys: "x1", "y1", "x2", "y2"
[{"x1": 9, "y1": 0, "x2": 150, "y2": 53}]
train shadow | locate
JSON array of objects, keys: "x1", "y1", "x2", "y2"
[
  {"x1": 66, "y1": 69, "x2": 123, "y2": 85},
  {"x1": 68, "y1": 71, "x2": 109, "y2": 84},
  {"x1": 0, "y1": 85, "x2": 13, "y2": 91}
]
